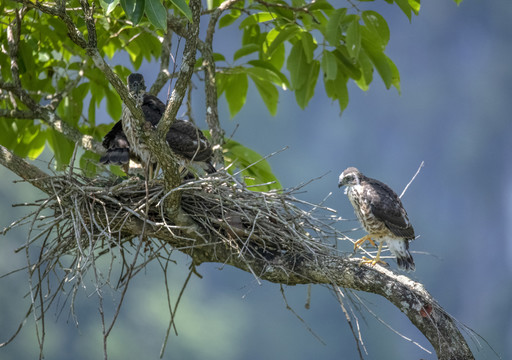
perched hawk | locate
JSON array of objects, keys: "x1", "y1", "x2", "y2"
[
  {"x1": 338, "y1": 167, "x2": 416, "y2": 271},
  {"x1": 100, "y1": 73, "x2": 215, "y2": 176}
]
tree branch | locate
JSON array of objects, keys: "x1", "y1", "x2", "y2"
[
  {"x1": 158, "y1": 0, "x2": 201, "y2": 136},
  {"x1": 2, "y1": 0, "x2": 105, "y2": 155},
  {"x1": 250, "y1": 255, "x2": 474, "y2": 360},
  {"x1": 0, "y1": 144, "x2": 476, "y2": 360},
  {"x1": 0, "y1": 108, "x2": 35, "y2": 119},
  {"x1": 201, "y1": 0, "x2": 242, "y2": 164},
  {"x1": 0, "y1": 81, "x2": 104, "y2": 154},
  {"x1": 149, "y1": 17, "x2": 179, "y2": 96},
  {"x1": 146, "y1": 0, "x2": 202, "y2": 212},
  {"x1": 0, "y1": 145, "x2": 55, "y2": 195}
]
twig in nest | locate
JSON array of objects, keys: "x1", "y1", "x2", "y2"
[{"x1": 2, "y1": 165, "x2": 354, "y2": 357}]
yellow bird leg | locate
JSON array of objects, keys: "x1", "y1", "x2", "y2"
[
  {"x1": 359, "y1": 241, "x2": 387, "y2": 267},
  {"x1": 353, "y1": 234, "x2": 377, "y2": 251}
]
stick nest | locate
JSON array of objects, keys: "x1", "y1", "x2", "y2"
[{"x1": 3, "y1": 169, "x2": 351, "y2": 340}]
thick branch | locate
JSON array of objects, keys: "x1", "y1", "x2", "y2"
[
  {"x1": 0, "y1": 145, "x2": 475, "y2": 360},
  {"x1": 199, "y1": 43, "x2": 224, "y2": 164},
  {"x1": 247, "y1": 255, "x2": 474, "y2": 360},
  {"x1": 0, "y1": 108, "x2": 35, "y2": 119},
  {"x1": 148, "y1": 0, "x2": 201, "y2": 212},
  {"x1": 0, "y1": 81, "x2": 104, "y2": 154},
  {"x1": 0, "y1": 145, "x2": 54, "y2": 194},
  {"x1": 201, "y1": 0, "x2": 243, "y2": 163},
  {"x1": 157, "y1": 0, "x2": 201, "y2": 137}
]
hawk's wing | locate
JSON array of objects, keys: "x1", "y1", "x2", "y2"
[
  {"x1": 367, "y1": 179, "x2": 415, "y2": 240},
  {"x1": 100, "y1": 120, "x2": 130, "y2": 165},
  {"x1": 167, "y1": 120, "x2": 214, "y2": 163},
  {"x1": 142, "y1": 94, "x2": 165, "y2": 126}
]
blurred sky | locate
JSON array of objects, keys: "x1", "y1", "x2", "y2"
[{"x1": 1, "y1": 0, "x2": 511, "y2": 359}]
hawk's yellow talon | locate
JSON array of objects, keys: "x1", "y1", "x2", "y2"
[
  {"x1": 353, "y1": 234, "x2": 377, "y2": 251},
  {"x1": 358, "y1": 256, "x2": 387, "y2": 267},
  {"x1": 357, "y1": 241, "x2": 387, "y2": 267}
]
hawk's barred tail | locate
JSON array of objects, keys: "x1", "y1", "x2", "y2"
[
  {"x1": 100, "y1": 148, "x2": 130, "y2": 165},
  {"x1": 387, "y1": 239, "x2": 415, "y2": 272},
  {"x1": 396, "y1": 251, "x2": 415, "y2": 272}
]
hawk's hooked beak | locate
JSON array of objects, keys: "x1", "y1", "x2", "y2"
[{"x1": 338, "y1": 175, "x2": 346, "y2": 188}]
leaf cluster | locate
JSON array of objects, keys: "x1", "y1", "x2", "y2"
[
  {"x1": 0, "y1": 0, "x2": 460, "y2": 188},
  {"x1": 214, "y1": 0, "x2": 420, "y2": 117}
]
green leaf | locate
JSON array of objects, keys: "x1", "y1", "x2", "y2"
[
  {"x1": 242, "y1": 25, "x2": 261, "y2": 46},
  {"x1": 234, "y1": 44, "x2": 260, "y2": 61},
  {"x1": 332, "y1": 47, "x2": 362, "y2": 80},
  {"x1": 325, "y1": 8, "x2": 347, "y2": 46},
  {"x1": 362, "y1": 11, "x2": 390, "y2": 48},
  {"x1": 70, "y1": 82, "x2": 90, "y2": 124},
  {"x1": 388, "y1": 56, "x2": 401, "y2": 93},
  {"x1": 0, "y1": 120, "x2": 17, "y2": 149},
  {"x1": 299, "y1": 31, "x2": 317, "y2": 63},
  {"x1": 262, "y1": 24, "x2": 300, "y2": 59},
  {"x1": 8, "y1": 123, "x2": 47, "y2": 160},
  {"x1": 80, "y1": 150, "x2": 100, "y2": 177},
  {"x1": 56, "y1": 82, "x2": 89, "y2": 127},
  {"x1": 87, "y1": 68, "x2": 108, "y2": 104},
  {"x1": 247, "y1": 60, "x2": 290, "y2": 89},
  {"x1": 294, "y1": 60, "x2": 320, "y2": 109},
  {"x1": 409, "y1": 0, "x2": 420, "y2": 14},
  {"x1": 88, "y1": 95, "x2": 97, "y2": 125},
  {"x1": 134, "y1": 31, "x2": 162, "y2": 60},
  {"x1": 99, "y1": 0, "x2": 120, "y2": 15},
  {"x1": 216, "y1": 72, "x2": 227, "y2": 97},
  {"x1": 239, "y1": 12, "x2": 276, "y2": 29},
  {"x1": 47, "y1": 129, "x2": 74, "y2": 170},
  {"x1": 345, "y1": 16, "x2": 361, "y2": 59},
  {"x1": 103, "y1": 41, "x2": 118, "y2": 59},
  {"x1": 219, "y1": 10, "x2": 241, "y2": 29},
  {"x1": 354, "y1": 48, "x2": 373, "y2": 91},
  {"x1": 120, "y1": 0, "x2": 145, "y2": 24},
  {"x1": 105, "y1": 88, "x2": 122, "y2": 120},
  {"x1": 223, "y1": 139, "x2": 281, "y2": 191},
  {"x1": 18, "y1": 41, "x2": 36, "y2": 75},
  {"x1": 170, "y1": 0, "x2": 193, "y2": 22},
  {"x1": 225, "y1": 72, "x2": 248, "y2": 117},
  {"x1": 321, "y1": 50, "x2": 338, "y2": 81},
  {"x1": 324, "y1": 68, "x2": 349, "y2": 114},
  {"x1": 394, "y1": 0, "x2": 412, "y2": 21},
  {"x1": 268, "y1": 41, "x2": 285, "y2": 70},
  {"x1": 249, "y1": 75, "x2": 278, "y2": 116},
  {"x1": 453, "y1": 0, "x2": 463, "y2": 4},
  {"x1": 25, "y1": 127, "x2": 46, "y2": 160},
  {"x1": 365, "y1": 48, "x2": 392, "y2": 89},
  {"x1": 286, "y1": 41, "x2": 308, "y2": 89},
  {"x1": 145, "y1": 0, "x2": 167, "y2": 29},
  {"x1": 308, "y1": 1, "x2": 334, "y2": 12}
]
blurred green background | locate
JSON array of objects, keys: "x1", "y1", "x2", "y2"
[{"x1": 1, "y1": 0, "x2": 510, "y2": 359}]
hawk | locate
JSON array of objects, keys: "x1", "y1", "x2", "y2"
[
  {"x1": 338, "y1": 167, "x2": 416, "y2": 271},
  {"x1": 100, "y1": 73, "x2": 215, "y2": 176}
]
